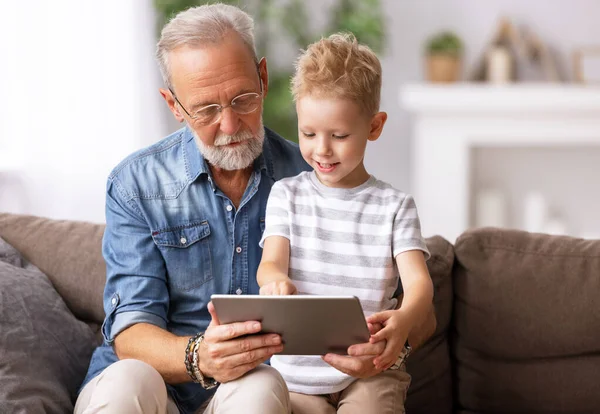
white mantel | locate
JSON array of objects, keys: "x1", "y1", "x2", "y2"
[{"x1": 400, "y1": 83, "x2": 600, "y2": 242}]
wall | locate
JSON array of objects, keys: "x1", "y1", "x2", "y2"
[
  {"x1": 0, "y1": 0, "x2": 169, "y2": 223},
  {"x1": 2, "y1": 0, "x2": 599, "y2": 223},
  {"x1": 369, "y1": 0, "x2": 600, "y2": 193}
]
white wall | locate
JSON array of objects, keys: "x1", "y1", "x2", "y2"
[
  {"x1": 0, "y1": 0, "x2": 169, "y2": 223},
  {"x1": 368, "y1": 0, "x2": 600, "y2": 192},
  {"x1": 2, "y1": 0, "x2": 599, "y2": 223}
]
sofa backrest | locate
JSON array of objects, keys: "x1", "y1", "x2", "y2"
[
  {"x1": 405, "y1": 235, "x2": 455, "y2": 414},
  {"x1": 453, "y1": 227, "x2": 600, "y2": 414},
  {"x1": 0, "y1": 213, "x2": 106, "y2": 325}
]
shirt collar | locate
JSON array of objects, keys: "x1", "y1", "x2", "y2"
[{"x1": 183, "y1": 125, "x2": 276, "y2": 183}]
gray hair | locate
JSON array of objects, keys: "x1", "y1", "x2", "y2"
[{"x1": 156, "y1": 3, "x2": 258, "y2": 89}]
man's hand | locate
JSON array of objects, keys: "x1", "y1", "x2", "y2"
[
  {"x1": 366, "y1": 310, "x2": 411, "y2": 370},
  {"x1": 259, "y1": 280, "x2": 297, "y2": 295},
  {"x1": 321, "y1": 322, "x2": 387, "y2": 378},
  {"x1": 197, "y1": 301, "x2": 284, "y2": 383}
]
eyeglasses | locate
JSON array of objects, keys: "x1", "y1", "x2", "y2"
[{"x1": 169, "y1": 79, "x2": 263, "y2": 127}]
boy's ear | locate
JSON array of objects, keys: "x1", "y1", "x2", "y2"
[{"x1": 368, "y1": 112, "x2": 387, "y2": 142}]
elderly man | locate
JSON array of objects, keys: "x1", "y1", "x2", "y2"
[{"x1": 75, "y1": 4, "x2": 406, "y2": 414}]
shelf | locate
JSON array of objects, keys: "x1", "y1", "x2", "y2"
[
  {"x1": 401, "y1": 83, "x2": 600, "y2": 115},
  {"x1": 400, "y1": 83, "x2": 600, "y2": 242}
]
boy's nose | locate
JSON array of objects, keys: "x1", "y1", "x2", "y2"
[{"x1": 316, "y1": 140, "x2": 332, "y2": 157}]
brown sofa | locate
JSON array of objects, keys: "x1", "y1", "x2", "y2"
[{"x1": 0, "y1": 212, "x2": 599, "y2": 413}]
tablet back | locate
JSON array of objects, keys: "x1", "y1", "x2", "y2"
[{"x1": 211, "y1": 295, "x2": 370, "y2": 355}]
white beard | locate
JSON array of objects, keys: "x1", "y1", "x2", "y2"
[{"x1": 192, "y1": 121, "x2": 265, "y2": 170}]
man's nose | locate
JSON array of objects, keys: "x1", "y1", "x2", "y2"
[{"x1": 218, "y1": 107, "x2": 241, "y2": 136}]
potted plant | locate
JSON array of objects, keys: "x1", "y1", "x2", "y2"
[{"x1": 425, "y1": 31, "x2": 463, "y2": 83}]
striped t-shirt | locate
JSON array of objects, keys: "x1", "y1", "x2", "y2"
[{"x1": 259, "y1": 171, "x2": 430, "y2": 395}]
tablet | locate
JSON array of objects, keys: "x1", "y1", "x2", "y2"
[{"x1": 211, "y1": 294, "x2": 369, "y2": 355}]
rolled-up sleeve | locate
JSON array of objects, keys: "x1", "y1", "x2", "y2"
[{"x1": 101, "y1": 176, "x2": 169, "y2": 344}]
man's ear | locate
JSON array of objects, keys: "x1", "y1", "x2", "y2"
[
  {"x1": 368, "y1": 112, "x2": 387, "y2": 142},
  {"x1": 258, "y1": 57, "x2": 269, "y2": 98},
  {"x1": 159, "y1": 88, "x2": 185, "y2": 123}
]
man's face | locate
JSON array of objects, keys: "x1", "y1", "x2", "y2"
[{"x1": 162, "y1": 33, "x2": 268, "y2": 170}]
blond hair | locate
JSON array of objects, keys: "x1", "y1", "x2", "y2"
[
  {"x1": 291, "y1": 33, "x2": 382, "y2": 115},
  {"x1": 156, "y1": 4, "x2": 257, "y2": 89}
]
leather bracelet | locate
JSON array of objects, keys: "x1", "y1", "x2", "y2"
[
  {"x1": 191, "y1": 334, "x2": 219, "y2": 390},
  {"x1": 184, "y1": 333, "x2": 203, "y2": 382}
]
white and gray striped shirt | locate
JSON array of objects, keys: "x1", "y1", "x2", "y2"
[{"x1": 260, "y1": 171, "x2": 429, "y2": 394}]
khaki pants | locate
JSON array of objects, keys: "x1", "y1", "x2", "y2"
[
  {"x1": 290, "y1": 367, "x2": 411, "y2": 414},
  {"x1": 74, "y1": 359, "x2": 291, "y2": 414}
]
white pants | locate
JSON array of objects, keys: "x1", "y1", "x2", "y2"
[{"x1": 74, "y1": 359, "x2": 291, "y2": 414}]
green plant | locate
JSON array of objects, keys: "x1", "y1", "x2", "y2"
[
  {"x1": 153, "y1": 0, "x2": 386, "y2": 142},
  {"x1": 426, "y1": 31, "x2": 463, "y2": 56}
]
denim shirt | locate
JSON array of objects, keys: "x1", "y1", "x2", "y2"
[{"x1": 81, "y1": 126, "x2": 310, "y2": 414}]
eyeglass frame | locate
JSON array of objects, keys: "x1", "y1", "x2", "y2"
[{"x1": 169, "y1": 63, "x2": 264, "y2": 127}]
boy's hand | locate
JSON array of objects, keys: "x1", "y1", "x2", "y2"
[
  {"x1": 366, "y1": 310, "x2": 411, "y2": 370},
  {"x1": 259, "y1": 280, "x2": 297, "y2": 295}
]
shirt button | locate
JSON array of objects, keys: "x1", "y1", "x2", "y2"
[
  {"x1": 226, "y1": 205, "x2": 233, "y2": 212},
  {"x1": 236, "y1": 246, "x2": 242, "y2": 254},
  {"x1": 236, "y1": 288, "x2": 242, "y2": 295},
  {"x1": 111, "y1": 297, "x2": 117, "y2": 306},
  {"x1": 180, "y1": 237, "x2": 187, "y2": 245}
]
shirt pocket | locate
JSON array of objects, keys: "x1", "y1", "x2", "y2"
[{"x1": 152, "y1": 220, "x2": 213, "y2": 291}]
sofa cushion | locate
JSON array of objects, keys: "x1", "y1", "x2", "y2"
[
  {"x1": 0, "y1": 213, "x2": 106, "y2": 324},
  {"x1": 405, "y1": 235, "x2": 454, "y2": 414},
  {"x1": 453, "y1": 228, "x2": 600, "y2": 414},
  {"x1": 0, "y1": 238, "x2": 98, "y2": 414}
]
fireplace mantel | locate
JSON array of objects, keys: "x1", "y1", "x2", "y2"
[{"x1": 400, "y1": 83, "x2": 600, "y2": 242}]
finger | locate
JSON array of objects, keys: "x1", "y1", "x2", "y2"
[
  {"x1": 212, "y1": 333, "x2": 282, "y2": 358},
  {"x1": 206, "y1": 320, "x2": 262, "y2": 343},
  {"x1": 259, "y1": 286, "x2": 271, "y2": 295},
  {"x1": 287, "y1": 284, "x2": 297, "y2": 295},
  {"x1": 382, "y1": 361, "x2": 396, "y2": 371},
  {"x1": 348, "y1": 339, "x2": 386, "y2": 356},
  {"x1": 369, "y1": 325, "x2": 394, "y2": 343},
  {"x1": 366, "y1": 310, "x2": 394, "y2": 324},
  {"x1": 207, "y1": 301, "x2": 220, "y2": 327},
  {"x1": 219, "y1": 343, "x2": 284, "y2": 372},
  {"x1": 323, "y1": 354, "x2": 378, "y2": 378},
  {"x1": 322, "y1": 354, "x2": 360, "y2": 376},
  {"x1": 374, "y1": 339, "x2": 400, "y2": 369},
  {"x1": 367, "y1": 322, "x2": 384, "y2": 335}
]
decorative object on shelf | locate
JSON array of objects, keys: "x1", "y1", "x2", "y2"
[
  {"x1": 486, "y1": 45, "x2": 512, "y2": 84},
  {"x1": 424, "y1": 31, "x2": 463, "y2": 83},
  {"x1": 573, "y1": 47, "x2": 600, "y2": 84},
  {"x1": 474, "y1": 187, "x2": 507, "y2": 228},
  {"x1": 522, "y1": 192, "x2": 570, "y2": 235},
  {"x1": 470, "y1": 18, "x2": 561, "y2": 83},
  {"x1": 580, "y1": 231, "x2": 600, "y2": 240},
  {"x1": 523, "y1": 191, "x2": 547, "y2": 233},
  {"x1": 543, "y1": 216, "x2": 568, "y2": 236},
  {"x1": 523, "y1": 30, "x2": 560, "y2": 82}
]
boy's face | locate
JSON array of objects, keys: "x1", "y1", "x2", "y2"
[{"x1": 296, "y1": 95, "x2": 386, "y2": 188}]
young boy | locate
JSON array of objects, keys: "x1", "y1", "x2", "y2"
[{"x1": 257, "y1": 33, "x2": 433, "y2": 413}]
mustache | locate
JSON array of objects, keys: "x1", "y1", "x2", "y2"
[{"x1": 214, "y1": 130, "x2": 255, "y2": 146}]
